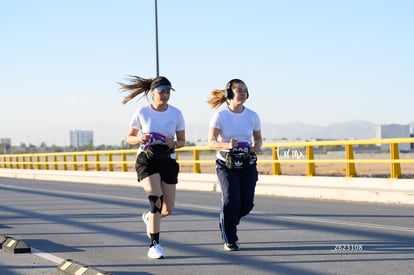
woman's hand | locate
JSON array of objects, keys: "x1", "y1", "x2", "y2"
[
  {"x1": 140, "y1": 133, "x2": 152, "y2": 143},
  {"x1": 165, "y1": 136, "x2": 175, "y2": 148},
  {"x1": 251, "y1": 144, "x2": 261, "y2": 153},
  {"x1": 229, "y1": 138, "x2": 238, "y2": 149}
]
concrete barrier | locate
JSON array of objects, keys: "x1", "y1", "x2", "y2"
[{"x1": 1, "y1": 168, "x2": 413, "y2": 205}]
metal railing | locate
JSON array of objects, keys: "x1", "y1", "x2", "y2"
[{"x1": 1, "y1": 138, "x2": 413, "y2": 179}]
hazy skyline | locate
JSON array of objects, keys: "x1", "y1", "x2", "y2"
[{"x1": 2, "y1": 0, "x2": 413, "y2": 146}]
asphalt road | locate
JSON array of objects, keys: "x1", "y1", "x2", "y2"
[{"x1": 1, "y1": 177, "x2": 414, "y2": 275}]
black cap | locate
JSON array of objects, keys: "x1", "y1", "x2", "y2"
[{"x1": 150, "y1": 76, "x2": 175, "y2": 91}]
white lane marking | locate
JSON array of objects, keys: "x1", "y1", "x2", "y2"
[
  {"x1": 31, "y1": 247, "x2": 65, "y2": 265},
  {"x1": 270, "y1": 214, "x2": 414, "y2": 233}
]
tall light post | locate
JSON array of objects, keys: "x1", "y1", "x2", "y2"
[{"x1": 154, "y1": 0, "x2": 159, "y2": 76}]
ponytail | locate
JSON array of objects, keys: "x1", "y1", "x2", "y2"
[
  {"x1": 119, "y1": 76, "x2": 153, "y2": 104},
  {"x1": 208, "y1": 89, "x2": 227, "y2": 109}
]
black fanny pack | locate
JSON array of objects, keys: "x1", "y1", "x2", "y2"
[
  {"x1": 220, "y1": 151, "x2": 255, "y2": 170},
  {"x1": 145, "y1": 143, "x2": 172, "y2": 160}
]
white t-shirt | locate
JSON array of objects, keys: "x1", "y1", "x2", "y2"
[
  {"x1": 129, "y1": 104, "x2": 185, "y2": 147},
  {"x1": 209, "y1": 106, "x2": 261, "y2": 148}
]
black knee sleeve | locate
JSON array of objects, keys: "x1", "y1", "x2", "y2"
[{"x1": 148, "y1": 195, "x2": 164, "y2": 214}]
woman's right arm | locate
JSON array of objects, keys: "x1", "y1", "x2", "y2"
[
  {"x1": 127, "y1": 127, "x2": 151, "y2": 145},
  {"x1": 208, "y1": 127, "x2": 236, "y2": 150},
  {"x1": 126, "y1": 127, "x2": 140, "y2": 145}
]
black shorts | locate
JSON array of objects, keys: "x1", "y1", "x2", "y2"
[{"x1": 135, "y1": 152, "x2": 179, "y2": 184}]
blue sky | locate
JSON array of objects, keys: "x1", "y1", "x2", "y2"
[{"x1": 1, "y1": 0, "x2": 413, "y2": 146}]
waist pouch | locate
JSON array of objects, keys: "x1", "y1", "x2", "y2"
[
  {"x1": 145, "y1": 143, "x2": 172, "y2": 160},
  {"x1": 220, "y1": 151, "x2": 255, "y2": 170}
]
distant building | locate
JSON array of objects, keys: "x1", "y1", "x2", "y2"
[
  {"x1": 70, "y1": 130, "x2": 93, "y2": 148},
  {"x1": 1, "y1": 138, "x2": 11, "y2": 153},
  {"x1": 376, "y1": 124, "x2": 410, "y2": 151}
]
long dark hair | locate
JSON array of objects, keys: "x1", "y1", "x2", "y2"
[{"x1": 118, "y1": 76, "x2": 153, "y2": 104}]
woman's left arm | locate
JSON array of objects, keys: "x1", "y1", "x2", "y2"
[
  {"x1": 251, "y1": 130, "x2": 262, "y2": 153},
  {"x1": 174, "y1": 130, "x2": 186, "y2": 149}
]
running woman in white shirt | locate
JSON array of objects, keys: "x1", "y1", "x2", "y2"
[
  {"x1": 120, "y1": 75, "x2": 185, "y2": 259},
  {"x1": 207, "y1": 79, "x2": 262, "y2": 251}
]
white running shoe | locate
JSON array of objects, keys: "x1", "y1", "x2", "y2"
[
  {"x1": 142, "y1": 211, "x2": 150, "y2": 239},
  {"x1": 223, "y1": 242, "x2": 240, "y2": 251},
  {"x1": 147, "y1": 244, "x2": 165, "y2": 259}
]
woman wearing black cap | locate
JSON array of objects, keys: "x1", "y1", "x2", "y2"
[
  {"x1": 207, "y1": 79, "x2": 262, "y2": 251},
  {"x1": 120, "y1": 75, "x2": 185, "y2": 259}
]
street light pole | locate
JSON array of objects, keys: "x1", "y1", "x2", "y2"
[{"x1": 154, "y1": 0, "x2": 159, "y2": 77}]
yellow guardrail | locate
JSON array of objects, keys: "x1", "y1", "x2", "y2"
[{"x1": 1, "y1": 138, "x2": 413, "y2": 179}]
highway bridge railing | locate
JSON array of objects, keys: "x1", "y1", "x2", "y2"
[{"x1": 1, "y1": 138, "x2": 414, "y2": 179}]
